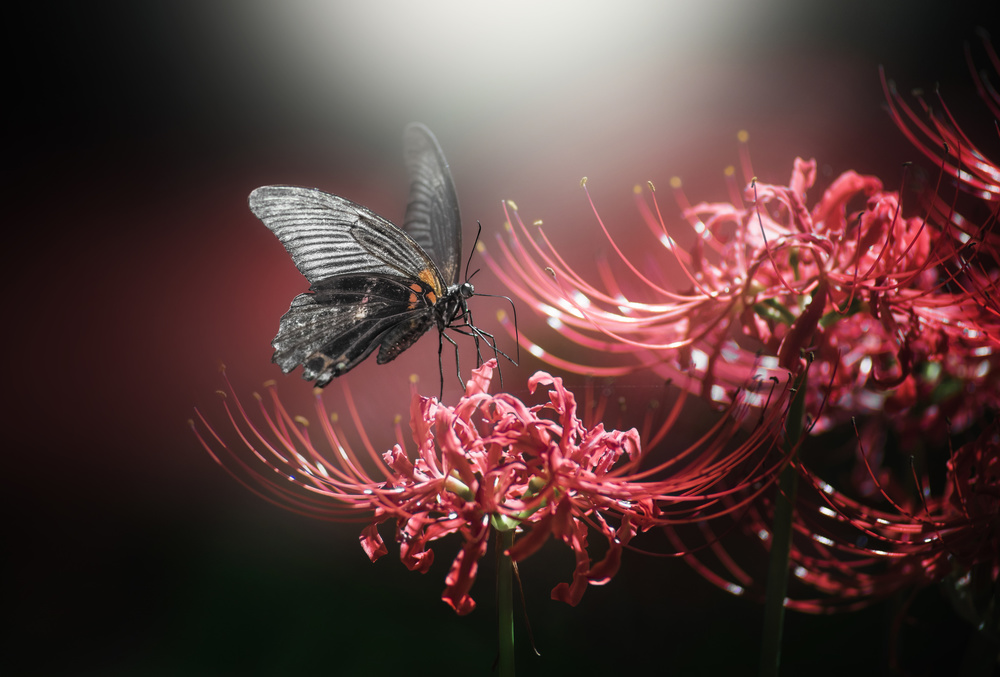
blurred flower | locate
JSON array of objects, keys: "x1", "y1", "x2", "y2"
[
  {"x1": 671, "y1": 419, "x2": 1000, "y2": 617},
  {"x1": 487, "y1": 134, "x2": 1000, "y2": 438},
  {"x1": 665, "y1": 36, "x2": 1000, "y2": 621},
  {"x1": 193, "y1": 359, "x2": 787, "y2": 615}
]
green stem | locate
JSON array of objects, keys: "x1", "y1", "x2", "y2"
[
  {"x1": 498, "y1": 529, "x2": 515, "y2": 677},
  {"x1": 760, "y1": 377, "x2": 806, "y2": 677}
]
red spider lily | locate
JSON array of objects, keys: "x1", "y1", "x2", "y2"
[
  {"x1": 192, "y1": 360, "x2": 789, "y2": 615},
  {"x1": 668, "y1": 419, "x2": 1000, "y2": 615},
  {"x1": 484, "y1": 139, "x2": 1000, "y2": 436}
]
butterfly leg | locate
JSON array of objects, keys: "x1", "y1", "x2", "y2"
[
  {"x1": 440, "y1": 329, "x2": 464, "y2": 391},
  {"x1": 436, "y1": 328, "x2": 446, "y2": 400}
]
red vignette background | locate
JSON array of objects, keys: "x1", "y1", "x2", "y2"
[{"x1": 4, "y1": 2, "x2": 995, "y2": 675}]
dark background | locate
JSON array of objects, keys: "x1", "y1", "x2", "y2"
[{"x1": 4, "y1": 2, "x2": 997, "y2": 675}]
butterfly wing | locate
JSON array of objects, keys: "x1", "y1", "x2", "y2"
[
  {"x1": 249, "y1": 185, "x2": 438, "y2": 285},
  {"x1": 249, "y1": 185, "x2": 450, "y2": 384},
  {"x1": 402, "y1": 123, "x2": 463, "y2": 286},
  {"x1": 272, "y1": 275, "x2": 437, "y2": 386}
]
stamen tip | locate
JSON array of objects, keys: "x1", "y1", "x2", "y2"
[
  {"x1": 724, "y1": 165, "x2": 735, "y2": 177},
  {"x1": 737, "y1": 129, "x2": 749, "y2": 143},
  {"x1": 669, "y1": 176, "x2": 682, "y2": 189},
  {"x1": 252, "y1": 391, "x2": 263, "y2": 401},
  {"x1": 263, "y1": 379, "x2": 277, "y2": 388},
  {"x1": 633, "y1": 184, "x2": 642, "y2": 194},
  {"x1": 294, "y1": 415, "x2": 309, "y2": 427},
  {"x1": 393, "y1": 414, "x2": 402, "y2": 425},
  {"x1": 533, "y1": 219, "x2": 543, "y2": 227},
  {"x1": 506, "y1": 199, "x2": 519, "y2": 211},
  {"x1": 580, "y1": 176, "x2": 588, "y2": 187},
  {"x1": 544, "y1": 267, "x2": 557, "y2": 280},
  {"x1": 313, "y1": 387, "x2": 323, "y2": 396},
  {"x1": 409, "y1": 373, "x2": 420, "y2": 384},
  {"x1": 215, "y1": 390, "x2": 227, "y2": 399},
  {"x1": 476, "y1": 241, "x2": 486, "y2": 253},
  {"x1": 497, "y1": 309, "x2": 507, "y2": 321}
]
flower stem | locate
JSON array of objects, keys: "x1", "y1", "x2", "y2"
[
  {"x1": 498, "y1": 529, "x2": 515, "y2": 677},
  {"x1": 760, "y1": 376, "x2": 805, "y2": 677}
]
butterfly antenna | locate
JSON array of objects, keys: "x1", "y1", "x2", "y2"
[{"x1": 465, "y1": 221, "x2": 483, "y2": 282}]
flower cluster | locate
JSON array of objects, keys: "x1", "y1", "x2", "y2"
[
  {"x1": 193, "y1": 359, "x2": 786, "y2": 614},
  {"x1": 481, "y1": 35, "x2": 1000, "y2": 616},
  {"x1": 487, "y1": 146, "x2": 999, "y2": 438},
  {"x1": 673, "y1": 417, "x2": 1000, "y2": 616}
]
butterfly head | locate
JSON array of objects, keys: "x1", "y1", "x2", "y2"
[{"x1": 459, "y1": 281, "x2": 475, "y2": 299}]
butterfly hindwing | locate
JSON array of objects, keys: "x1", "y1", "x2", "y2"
[
  {"x1": 402, "y1": 123, "x2": 463, "y2": 285},
  {"x1": 272, "y1": 274, "x2": 439, "y2": 386}
]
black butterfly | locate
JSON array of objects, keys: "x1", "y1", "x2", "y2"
[{"x1": 248, "y1": 123, "x2": 510, "y2": 390}]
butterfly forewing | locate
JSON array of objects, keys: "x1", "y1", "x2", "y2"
[
  {"x1": 402, "y1": 123, "x2": 463, "y2": 285},
  {"x1": 249, "y1": 186, "x2": 434, "y2": 285}
]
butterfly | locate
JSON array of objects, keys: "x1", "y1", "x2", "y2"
[{"x1": 248, "y1": 123, "x2": 511, "y2": 391}]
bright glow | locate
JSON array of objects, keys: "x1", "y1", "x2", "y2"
[
  {"x1": 556, "y1": 298, "x2": 585, "y2": 319},
  {"x1": 691, "y1": 348, "x2": 709, "y2": 372},
  {"x1": 812, "y1": 534, "x2": 835, "y2": 546},
  {"x1": 546, "y1": 316, "x2": 564, "y2": 330},
  {"x1": 659, "y1": 233, "x2": 678, "y2": 248},
  {"x1": 239, "y1": 1, "x2": 754, "y2": 141},
  {"x1": 818, "y1": 506, "x2": 837, "y2": 518},
  {"x1": 724, "y1": 583, "x2": 745, "y2": 595},
  {"x1": 538, "y1": 303, "x2": 562, "y2": 318},
  {"x1": 572, "y1": 291, "x2": 592, "y2": 309},
  {"x1": 720, "y1": 340, "x2": 741, "y2": 363}
]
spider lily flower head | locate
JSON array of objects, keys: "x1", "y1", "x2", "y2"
[
  {"x1": 669, "y1": 420, "x2": 1000, "y2": 614},
  {"x1": 193, "y1": 360, "x2": 788, "y2": 615},
  {"x1": 486, "y1": 136, "x2": 1000, "y2": 435}
]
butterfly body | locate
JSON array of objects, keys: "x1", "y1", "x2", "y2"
[{"x1": 249, "y1": 124, "x2": 481, "y2": 388}]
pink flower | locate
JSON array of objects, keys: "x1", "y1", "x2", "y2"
[
  {"x1": 672, "y1": 420, "x2": 1000, "y2": 614},
  {"x1": 486, "y1": 139, "x2": 1000, "y2": 436},
  {"x1": 193, "y1": 360, "x2": 787, "y2": 615}
]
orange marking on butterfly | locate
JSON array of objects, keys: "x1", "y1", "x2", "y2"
[
  {"x1": 408, "y1": 282, "x2": 421, "y2": 309},
  {"x1": 417, "y1": 268, "x2": 440, "y2": 304}
]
